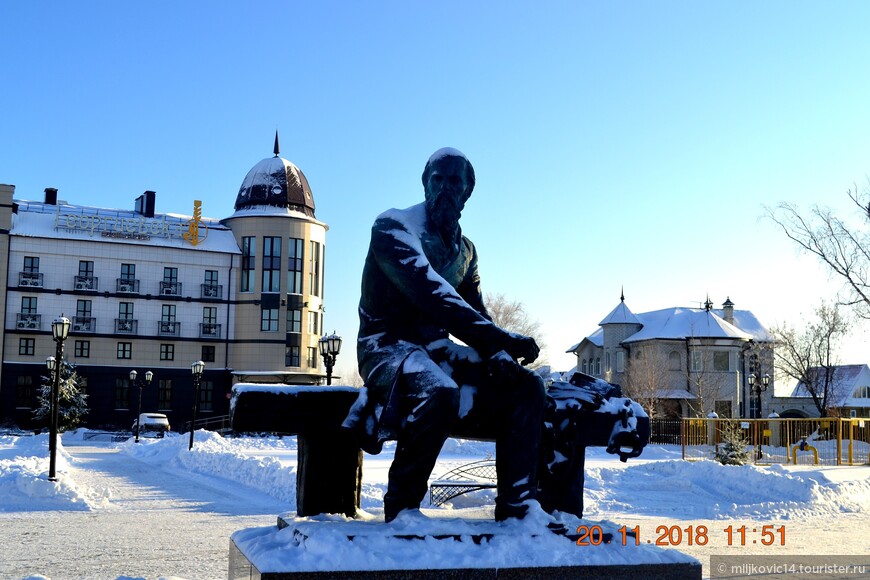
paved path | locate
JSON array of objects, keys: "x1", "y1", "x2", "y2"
[{"x1": 0, "y1": 442, "x2": 290, "y2": 580}]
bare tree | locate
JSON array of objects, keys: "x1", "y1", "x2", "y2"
[
  {"x1": 767, "y1": 182, "x2": 870, "y2": 319},
  {"x1": 623, "y1": 346, "x2": 668, "y2": 419},
  {"x1": 770, "y1": 302, "x2": 850, "y2": 417},
  {"x1": 484, "y1": 292, "x2": 548, "y2": 369}
]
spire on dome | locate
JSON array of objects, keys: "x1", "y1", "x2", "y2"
[
  {"x1": 620, "y1": 286, "x2": 625, "y2": 302},
  {"x1": 273, "y1": 130, "x2": 280, "y2": 157}
]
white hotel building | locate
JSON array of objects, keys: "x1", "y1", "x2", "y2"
[{"x1": 1, "y1": 144, "x2": 331, "y2": 430}]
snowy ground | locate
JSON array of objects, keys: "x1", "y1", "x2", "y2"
[{"x1": 0, "y1": 430, "x2": 867, "y2": 579}]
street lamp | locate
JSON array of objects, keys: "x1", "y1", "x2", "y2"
[
  {"x1": 748, "y1": 372, "x2": 771, "y2": 419},
  {"x1": 130, "y1": 369, "x2": 154, "y2": 443},
  {"x1": 47, "y1": 315, "x2": 71, "y2": 481},
  {"x1": 318, "y1": 332, "x2": 342, "y2": 386},
  {"x1": 189, "y1": 360, "x2": 205, "y2": 450},
  {"x1": 748, "y1": 371, "x2": 771, "y2": 460}
]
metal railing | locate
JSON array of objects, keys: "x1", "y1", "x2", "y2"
[
  {"x1": 181, "y1": 414, "x2": 230, "y2": 434},
  {"x1": 677, "y1": 417, "x2": 870, "y2": 466},
  {"x1": 19, "y1": 272, "x2": 44, "y2": 287}
]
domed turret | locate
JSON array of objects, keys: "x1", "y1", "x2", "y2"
[{"x1": 234, "y1": 133, "x2": 316, "y2": 217}]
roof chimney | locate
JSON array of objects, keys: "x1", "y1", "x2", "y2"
[
  {"x1": 44, "y1": 188, "x2": 58, "y2": 205},
  {"x1": 722, "y1": 297, "x2": 735, "y2": 325},
  {"x1": 135, "y1": 190, "x2": 156, "y2": 217}
]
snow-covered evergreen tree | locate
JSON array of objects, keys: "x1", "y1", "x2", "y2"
[
  {"x1": 714, "y1": 421, "x2": 752, "y2": 466},
  {"x1": 33, "y1": 359, "x2": 89, "y2": 431}
]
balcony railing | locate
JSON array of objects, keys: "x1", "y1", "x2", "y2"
[
  {"x1": 116, "y1": 279, "x2": 140, "y2": 293},
  {"x1": 160, "y1": 281, "x2": 182, "y2": 296},
  {"x1": 115, "y1": 318, "x2": 138, "y2": 333},
  {"x1": 18, "y1": 272, "x2": 44, "y2": 288},
  {"x1": 201, "y1": 284, "x2": 223, "y2": 299},
  {"x1": 199, "y1": 323, "x2": 222, "y2": 338},
  {"x1": 158, "y1": 321, "x2": 181, "y2": 336},
  {"x1": 72, "y1": 316, "x2": 96, "y2": 333},
  {"x1": 74, "y1": 275, "x2": 99, "y2": 291},
  {"x1": 16, "y1": 313, "x2": 41, "y2": 330}
]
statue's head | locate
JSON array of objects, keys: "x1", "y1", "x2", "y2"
[{"x1": 421, "y1": 148, "x2": 476, "y2": 232}]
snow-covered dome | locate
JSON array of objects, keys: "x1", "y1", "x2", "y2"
[{"x1": 234, "y1": 137, "x2": 316, "y2": 216}]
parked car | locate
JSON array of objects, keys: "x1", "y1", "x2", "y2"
[{"x1": 132, "y1": 413, "x2": 171, "y2": 437}]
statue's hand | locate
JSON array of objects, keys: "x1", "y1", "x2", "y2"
[
  {"x1": 504, "y1": 334, "x2": 540, "y2": 366},
  {"x1": 487, "y1": 350, "x2": 523, "y2": 383}
]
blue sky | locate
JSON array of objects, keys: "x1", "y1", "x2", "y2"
[{"x1": 4, "y1": 2, "x2": 870, "y2": 378}]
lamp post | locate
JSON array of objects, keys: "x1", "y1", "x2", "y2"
[
  {"x1": 189, "y1": 360, "x2": 205, "y2": 450},
  {"x1": 130, "y1": 369, "x2": 154, "y2": 443},
  {"x1": 46, "y1": 315, "x2": 71, "y2": 481},
  {"x1": 318, "y1": 332, "x2": 342, "y2": 386},
  {"x1": 748, "y1": 371, "x2": 771, "y2": 460},
  {"x1": 748, "y1": 372, "x2": 771, "y2": 419}
]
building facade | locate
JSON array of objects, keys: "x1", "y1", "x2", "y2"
[
  {"x1": 1, "y1": 144, "x2": 332, "y2": 430},
  {"x1": 568, "y1": 295, "x2": 774, "y2": 419}
]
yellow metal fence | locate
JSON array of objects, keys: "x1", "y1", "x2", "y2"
[{"x1": 675, "y1": 418, "x2": 870, "y2": 465}]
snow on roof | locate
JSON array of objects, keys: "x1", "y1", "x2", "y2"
[
  {"x1": 622, "y1": 307, "x2": 755, "y2": 343},
  {"x1": 788, "y1": 364, "x2": 870, "y2": 406},
  {"x1": 222, "y1": 204, "x2": 327, "y2": 227},
  {"x1": 598, "y1": 300, "x2": 642, "y2": 326},
  {"x1": 12, "y1": 200, "x2": 241, "y2": 254}
]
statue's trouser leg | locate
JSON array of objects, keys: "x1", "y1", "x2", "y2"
[
  {"x1": 539, "y1": 425, "x2": 586, "y2": 518},
  {"x1": 455, "y1": 368, "x2": 546, "y2": 520},
  {"x1": 384, "y1": 365, "x2": 459, "y2": 522}
]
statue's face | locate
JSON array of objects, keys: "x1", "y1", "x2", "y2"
[{"x1": 424, "y1": 156, "x2": 472, "y2": 231}]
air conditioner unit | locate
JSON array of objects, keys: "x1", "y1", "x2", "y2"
[
  {"x1": 75, "y1": 281, "x2": 92, "y2": 290},
  {"x1": 161, "y1": 288, "x2": 175, "y2": 295},
  {"x1": 73, "y1": 323, "x2": 90, "y2": 332},
  {"x1": 20, "y1": 279, "x2": 37, "y2": 287},
  {"x1": 17, "y1": 321, "x2": 26, "y2": 329}
]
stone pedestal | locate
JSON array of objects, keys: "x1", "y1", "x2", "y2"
[{"x1": 229, "y1": 516, "x2": 702, "y2": 580}]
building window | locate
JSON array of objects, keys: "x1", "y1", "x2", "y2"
[
  {"x1": 160, "y1": 344, "x2": 175, "y2": 361},
  {"x1": 19, "y1": 338, "x2": 35, "y2": 356},
  {"x1": 262, "y1": 237, "x2": 281, "y2": 293},
  {"x1": 21, "y1": 296, "x2": 38, "y2": 314},
  {"x1": 115, "y1": 378, "x2": 130, "y2": 410},
  {"x1": 286, "y1": 346, "x2": 301, "y2": 367},
  {"x1": 288, "y1": 306, "x2": 302, "y2": 334},
  {"x1": 78, "y1": 376, "x2": 88, "y2": 395},
  {"x1": 121, "y1": 263, "x2": 136, "y2": 281},
  {"x1": 16, "y1": 376, "x2": 34, "y2": 408},
  {"x1": 595, "y1": 358, "x2": 601, "y2": 375},
  {"x1": 76, "y1": 299, "x2": 92, "y2": 319},
  {"x1": 202, "y1": 345, "x2": 216, "y2": 363},
  {"x1": 24, "y1": 256, "x2": 39, "y2": 273},
  {"x1": 119, "y1": 302, "x2": 134, "y2": 320},
  {"x1": 307, "y1": 347, "x2": 318, "y2": 369},
  {"x1": 158, "y1": 379, "x2": 172, "y2": 411},
  {"x1": 261, "y1": 308, "x2": 279, "y2": 332},
  {"x1": 668, "y1": 351, "x2": 681, "y2": 371},
  {"x1": 616, "y1": 351, "x2": 625, "y2": 373},
  {"x1": 853, "y1": 386, "x2": 870, "y2": 399},
  {"x1": 162, "y1": 267, "x2": 179, "y2": 295},
  {"x1": 691, "y1": 351, "x2": 703, "y2": 372},
  {"x1": 202, "y1": 270, "x2": 221, "y2": 298},
  {"x1": 308, "y1": 311, "x2": 319, "y2": 335},
  {"x1": 74, "y1": 340, "x2": 90, "y2": 358},
  {"x1": 203, "y1": 306, "x2": 217, "y2": 324},
  {"x1": 200, "y1": 380, "x2": 214, "y2": 412},
  {"x1": 287, "y1": 237, "x2": 304, "y2": 294},
  {"x1": 713, "y1": 351, "x2": 731, "y2": 372},
  {"x1": 715, "y1": 400, "x2": 732, "y2": 418},
  {"x1": 79, "y1": 260, "x2": 94, "y2": 278},
  {"x1": 605, "y1": 352, "x2": 611, "y2": 373},
  {"x1": 117, "y1": 342, "x2": 132, "y2": 359},
  {"x1": 581, "y1": 358, "x2": 587, "y2": 374},
  {"x1": 309, "y1": 241, "x2": 321, "y2": 297},
  {"x1": 241, "y1": 236, "x2": 255, "y2": 293}
]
